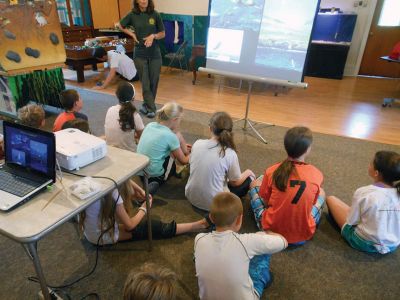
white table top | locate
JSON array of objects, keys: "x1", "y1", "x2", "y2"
[{"x1": 0, "y1": 146, "x2": 149, "y2": 243}]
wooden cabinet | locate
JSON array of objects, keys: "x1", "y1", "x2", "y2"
[
  {"x1": 90, "y1": 0, "x2": 120, "y2": 29},
  {"x1": 56, "y1": 0, "x2": 94, "y2": 42},
  {"x1": 118, "y1": 0, "x2": 132, "y2": 19}
]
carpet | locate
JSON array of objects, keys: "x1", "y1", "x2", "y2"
[{"x1": 1, "y1": 87, "x2": 400, "y2": 300}]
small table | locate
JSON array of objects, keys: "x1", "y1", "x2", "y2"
[
  {"x1": 189, "y1": 45, "x2": 206, "y2": 85},
  {"x1": 380, "y1": 55, "x2": 400, "y2": 107},
  {"x1": 0, "y1": 146, "x2": 150, "y2": 300}
]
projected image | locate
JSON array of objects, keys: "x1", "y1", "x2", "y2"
[
  {"x1": 207, "y1": 28, "x2": 244, "y2": 63},
  {"x1": 255, "y1": 0, "x2": 318, "y2": 72},
  {"x1": 210, "y1": 0, "x2": 264, "y2": 32}
]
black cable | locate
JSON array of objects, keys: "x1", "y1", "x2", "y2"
[{"x1": 28, "y1": 171, "x2": 121, "y2": 297}]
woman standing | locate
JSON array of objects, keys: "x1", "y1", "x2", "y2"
[{"x1": 116, "y1": 0, "x2": 165, "y2": 118}]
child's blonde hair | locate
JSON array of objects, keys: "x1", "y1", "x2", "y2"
[
  {"x1": 18, "y1": 104, "x2": 45, "y2": 128},
  {"x1": 123, "y1": 263, "x2": 177, "y2": 300},
  {"x1": 210, "y1": 192, "x2": 243, "y2": 227},
  {"x1": 156, "y1": 102, "x2": 182, "y2": 122}
]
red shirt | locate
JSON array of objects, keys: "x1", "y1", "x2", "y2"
[
  {"x1": 259, "y1": 161, "x2": 323, "y2": 243},
  {"x1": 53, "y1": 112, "x2": 76, "y2": 132}
]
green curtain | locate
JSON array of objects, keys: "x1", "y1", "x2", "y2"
[{"x1": 8, "y1": 68, "x2": 65, "y2": 109}]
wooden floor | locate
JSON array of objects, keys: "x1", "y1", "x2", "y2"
[{"x1": 63, "y1": 67, "x2": 400, "y2": 145}]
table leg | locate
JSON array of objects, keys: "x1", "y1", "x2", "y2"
[
  {"x1": 143, "y1": 170, "x2": 153, "y2": 251},
  {"x1": 22, "y1": 242, "x2": 51, "y2": 300},
  {"x1": 189, "y1": 55, "x2": 197, "y2": 85},
  {"x1": 75, "y1": 64, "x2": 85, "y2": 83}
]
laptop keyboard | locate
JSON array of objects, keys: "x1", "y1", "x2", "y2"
[{"x1": 0, "y1": 171, "x2": 42, "y2": 197}]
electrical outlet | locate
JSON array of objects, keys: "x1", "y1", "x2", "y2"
[{"x1": 353, "y1": 1, "x2": 359, "y2": 7}]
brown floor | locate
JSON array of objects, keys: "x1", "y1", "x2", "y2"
[{"x1": 63, "y1": 66, "x2": 400, "y2": 145}]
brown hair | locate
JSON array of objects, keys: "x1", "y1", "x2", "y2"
[
  {"x1": 123, "y1": 263, "x2": 177, "y2": 300},
  {"x1": 59, "y1": 89, "x2": 80, "y2": 111},
  {"x1": 18, "y1": 104, "x2": 45, "y2": 128},
  {"x1": 79, "y1": 181, "x2": 134, "y2": 243},
  {"x1": 209, "y1": 111, "x2": 236, "y2": 157},
  {"x1": 373, "y1": 151, "x2": 400, "y2": 195},
  {"x1": 132, "y1": 0, "x2": 155, "y2": 13},
  {"x1": 210, "y1": 192, "x2": 243, "y2": 227},
  {"x1": 116, "y1": 82, "x2": 137, "y2": 132},
  {"x1": 61, "y1": 118, "x2": 90, "y2": 133},
  {"x1": 272, "y1": 127, "x2": 313, "y2": 192}
]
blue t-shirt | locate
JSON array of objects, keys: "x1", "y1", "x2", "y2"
[{"x1": 137, "y1": 122, "x2": 180, "y2": 177}]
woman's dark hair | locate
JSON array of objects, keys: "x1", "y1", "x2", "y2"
[
  {"x1": 273, "y1": 127, "x2": 313, "y2": 192},
  {"x1": 133, "y1": 0, "x2": 155, "y2": 13},
  {"x1": 209, "y1": 112, "x2": 236, "y2": 157},
  {"x1": 373, "y1": 151, "x2": 400, "y2": 194},
  {"x1": 116, "y1": 82, "x2": 137, "y2": 132}
]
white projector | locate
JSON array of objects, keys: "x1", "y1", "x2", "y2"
[{"x1": 55, "y1": 128, "x2": 107, "y2": 170}]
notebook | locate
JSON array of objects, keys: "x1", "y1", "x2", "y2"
[{"x1": 0, "y1": 121, "x2": 56, "y2": 212}]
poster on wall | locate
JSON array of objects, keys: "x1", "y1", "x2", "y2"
[
  {"x1": 0, "y1": 0, "x2": 66, "y2": 72},
  {"x1": 154, "y1": 0, "x2": 209, "y2": 16},
  {"x1": 0, "y1": 76, "x2": 17, "y2": 117}
]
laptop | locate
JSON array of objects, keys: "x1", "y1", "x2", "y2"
[{"x1": 0, "y1": 121, "x2": 56, "y2": 212}]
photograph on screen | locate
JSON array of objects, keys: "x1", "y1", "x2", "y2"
[
  {"x1": 255, "y1": 0, "x2": 318, "y2": 72},
  {"x1": 209, "y1": 0, "x2": 265, "y2": 32},
  {"x1": 207, "y1": 28, "x2": 244, "y2": 63},
  {"x1": 205, "y1": 0, "x2": 320, "y2": 83}
]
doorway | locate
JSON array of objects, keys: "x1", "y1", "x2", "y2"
[{"x1": 359, "y1": 0, "x2": 400, "y2": 78}]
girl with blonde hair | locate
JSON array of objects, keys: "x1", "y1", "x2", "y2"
[{"x1": 137, "y1": 102, "x2": 190, "y2": 190}]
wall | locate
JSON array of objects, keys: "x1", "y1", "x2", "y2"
[{"x1": 320, "y1": 0, "x2": 377, "y2": 76}]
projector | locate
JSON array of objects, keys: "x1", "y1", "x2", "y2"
[{"x1": 55, "y1": 128, "x2": 107, "y2": 170}]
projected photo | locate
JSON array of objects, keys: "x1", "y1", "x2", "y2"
[
  {"x1": 207, "y1": 28, "x2": 244, "y2": 63},
  {"x1": 255, "y1": 0, "x2": 318, "y2": 72},
  {"x1": 210, "y1": 0, "x2": 264, "y2": 32}
]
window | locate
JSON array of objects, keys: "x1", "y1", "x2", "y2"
[{"x1": 378, "y1": 0, "x2": 400, "y2": 26}]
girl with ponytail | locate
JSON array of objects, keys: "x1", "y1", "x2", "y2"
[
  {"x1": 185, "y1": 112, "x2": 255, "y2": 211},
  {"x1": 105, "y1": 82, "x2": 144, "y2": 152},
  {"x1": 327, "y1": 151, "x2": 400, "y2": 254},
  {"x1": 137, "y1": 102, "x2": 190, "y2": 190},
  {"x1": 249, "y1": 126, "x2": 325, "y2": 245}
]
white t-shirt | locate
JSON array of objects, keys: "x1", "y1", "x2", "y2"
[
  {"x1": 194, "y1": 231, "x2": 287, "y2": 300},
  {"x1": 346, "y1": 184, "x2": 400, "y2": 254},
  {"x1": 83, "y1": 190, "x2": 122, "y2": 245},
  {"x1": 185, "y1": 139, "x2": 241, "y2": 211},
  {"x1": 107, "y1": 50, "x2": 137, "y2": 80},
  {"x1": 105, "y1": 104, "x2": 144, "y2": 152}
]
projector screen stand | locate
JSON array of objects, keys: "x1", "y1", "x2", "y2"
[{"x1": 234, "y1": 81, "x2": 274, "y2": 144}]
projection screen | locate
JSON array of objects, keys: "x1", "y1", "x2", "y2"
[{"x1": 205, "y1": 0, "x2": 320, "y2": 85}]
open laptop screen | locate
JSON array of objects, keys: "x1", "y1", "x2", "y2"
[{"x1": 3, "y1": 121, "x2": 56, "y2": 183}]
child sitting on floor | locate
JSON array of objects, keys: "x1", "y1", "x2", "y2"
[
  {"x1": 79, "y1": 179, "x2": 207, "y2": 245},
  {"x1": 194, "y1": 192, "x2": 287, "y2": 299},
  {"x1": 104, "y1": 81, "x2": 144, "y2": 152},
  {"x1": 249, "y1": 126, "x2": 325, "y2": 245},
  {"x1": 53, "y1": 89, "x2": 88, "y2": 132},
  {"x1": 186, "y1": 111, "x2": 255, "y2": 211},
  {"x1": 61, "y1": 118, "x2": 90, "y2": 133},
  {"x1": 326, "y1": 151, "x2": 400, "y2": 254},
  {"x1": 137, "y1": 102, "x2": 190, "y2": 191},
  {"x1": 18, "y1": 104, "x2": 45, "y2": 128},
  {"x1": 123, "y1": 263, "x2": 177, "y2": 300}
]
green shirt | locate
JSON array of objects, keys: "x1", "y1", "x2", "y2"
[
  {"x1": 137, "y1": 122, "x2": 180, "y2": 177},
  {"x1": 120, "y1": 10, "x2": 165, "y2": 59}
]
